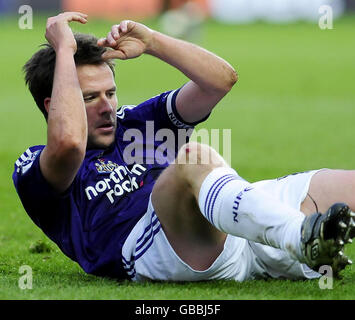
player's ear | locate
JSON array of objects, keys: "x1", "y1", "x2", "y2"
[{"x1": 44, "y1": 97, "x2": 51, "y2": 114}]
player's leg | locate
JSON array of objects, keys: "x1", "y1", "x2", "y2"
[
  {"x1": 151, "y1": 142, "x2": 229, "y2": 271},
  {"x1": 301, "y1": 169, "x2": 355, "y2": 216},
  {"x1": 290, "y1": 169, "x2": 355, "y2": 273},
  {"x1": 152, "y1": 142, "x2": 309, "y2": 270}
]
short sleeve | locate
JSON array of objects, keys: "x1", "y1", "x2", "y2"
[
  {"x1": 117, "y1": 87, "x2": 210, "y2": 131},
  {"x1": 163, "y1": 88, "x2": 210, "y2": 128},
  {"x1": 12, "y1": 146, "x2": 70, "y2": 242}
]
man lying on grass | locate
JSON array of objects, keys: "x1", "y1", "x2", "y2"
[{"x1": 13, "y1": 12, "x2": 355, "y2": 282}]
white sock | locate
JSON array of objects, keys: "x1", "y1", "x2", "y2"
[{"x1": 198, "y1": 167, "x2": 305, "y2": 262}]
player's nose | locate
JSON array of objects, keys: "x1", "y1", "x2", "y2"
[{"x1": 98, "y1": 95, "x2": 114, "y2": 114}]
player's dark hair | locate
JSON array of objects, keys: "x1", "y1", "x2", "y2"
[{"x1": 23, "y1": 33, "x2": 116, "y2": 120}]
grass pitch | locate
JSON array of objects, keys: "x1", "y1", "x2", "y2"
[{"x1": 0, "y1": 13, "x2": 355, "y2": 300}]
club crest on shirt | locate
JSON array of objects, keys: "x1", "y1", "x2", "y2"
[{"x1": 95, "y1": 158, "x2": 119, "y2": 173}]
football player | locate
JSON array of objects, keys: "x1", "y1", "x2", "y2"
[{"x1": 13, "y1": 12, "x2": 355, "y2": 282}]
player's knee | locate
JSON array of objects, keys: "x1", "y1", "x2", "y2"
[
  {"x1": 175, "y1": 142, "x2": 227, "y2": 179},
  {"x1": 177, "y1": 142, "x2": 217, "y2": 165}
]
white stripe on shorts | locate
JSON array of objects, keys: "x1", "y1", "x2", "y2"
[{"x1": 122, "y1": 210, "x2": 161, "y2": 280}]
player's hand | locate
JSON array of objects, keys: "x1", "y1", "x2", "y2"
[
  {"x1": 45, "y1": 12, "x2": 88, "y2": 54},
  {"x1": 97, "y1": 21, "x2": 154, "y2": 60}
]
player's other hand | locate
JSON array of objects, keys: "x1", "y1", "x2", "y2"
[
  {"x1": 45, "y1": 12, "x2": 88, "y2": 54},
  {"x1": 97, "y1": 21, "x2": 154, "y2": 60}
]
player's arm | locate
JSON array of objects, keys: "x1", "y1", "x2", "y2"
[
  {"x1": 40, "y1": 12, "x2": 88, "y2": 193},
  {"x1": 98, "y1": 21, "x2": 237, "y2": 123},
  {"x1": 147, "y1": 32, "x2": 237, "y2": 123}
]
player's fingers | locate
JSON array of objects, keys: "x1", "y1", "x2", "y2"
[
  {"x1": 97, "y1": 37, "x2": 108, "y2": 47},
  {"x1": 68, "y1": 15, "x2": 88, "y2": 24},
  {"x1": 106, "y1": 31, "x2": 117, "y2": 47},
  {"x1": 111, "y1": 24, "x2": 120, "y2": 40},
  {"x1": 72, "y1": 12, "x2": 88, "y2": 18},
  {"x1": 97, "y1": 38, "x2": 112, "y2": 48},
  {"x1": 118, "y1": 20, "x2": 130, "y2": 34},
  {"x1": 46, "y1": 14, "x2": 88, "y2": 30},
  {"x1": 102, "y1": 49, "x2": 126, "y2": 60},
  {"x1": 60, "y1": 12, "x2": 88, "y2": 22},
  {"x1": 60, "y1": 12, "x2": 88, "y2": 20},
  {"x1": 56, "y1": 11, "x2": 87, "y2": 24}
]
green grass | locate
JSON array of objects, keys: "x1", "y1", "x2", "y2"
[{"x1": 1, "y1": 13, "x2": 355, "y2": 300}]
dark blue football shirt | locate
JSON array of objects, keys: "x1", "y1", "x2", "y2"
[{"x1": 13, "y1": 89, "x2": 208, "y2": 280}]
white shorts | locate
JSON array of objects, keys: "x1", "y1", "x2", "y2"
[{"x1": 122, "y1": 170, "x2": 323, "y2": 282}]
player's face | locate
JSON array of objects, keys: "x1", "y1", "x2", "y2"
[{"x1": 77, "y1": 64, "x2": 118, "y2": 150}]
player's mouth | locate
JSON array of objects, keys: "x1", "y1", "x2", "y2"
[{"x1": 97, "y1": 121, "x2": 115, "y2": 133}]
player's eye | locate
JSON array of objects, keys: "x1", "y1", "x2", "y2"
[
  {"x1": 107, "y1": 91, "x2": 116, "y2": 98},
  {"x1": 84, "y1": 96, "x2": 95, "y2": 102}
]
